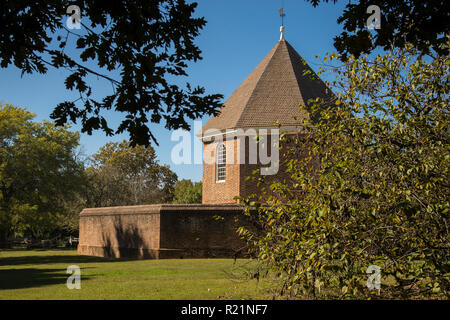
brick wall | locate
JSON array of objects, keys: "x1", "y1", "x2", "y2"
[
  {"x1": 78, "y1": 205, "x2": 161, "y2": 258},
  {"x1": 78, "y1": 204, "x2": 251, "y2": 259},
  {"x1": 159, "y1": 206, "x2": 249, "y2": 258},
  {"x1": 202, "y1": 132, "x2": 303, "y2": 204},
  {"x1": 202, "y1": 138, "x2": 241, "y2": 204}
]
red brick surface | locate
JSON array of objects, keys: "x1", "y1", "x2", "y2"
[
  {"x1": 78, "y1": 204, "x2": 250, "y2": 259},
  {"x1": 202, "y1": 138, "x2": 241, "y2": 204}
]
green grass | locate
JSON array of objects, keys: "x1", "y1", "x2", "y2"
[{"x1": 0, "y1": 249, "x2": 276, "y2": 300}]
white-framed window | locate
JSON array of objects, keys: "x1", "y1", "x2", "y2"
[{"x1": 216, "y1": 143, "x2": 226, "y2": 182}]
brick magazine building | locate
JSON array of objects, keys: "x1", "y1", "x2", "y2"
[{"x1": 78, "y1": 30, "x2": 334, "y2": 259}]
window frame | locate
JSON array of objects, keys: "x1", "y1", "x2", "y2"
[{"x1": 216, "y1": 143, "x2": 226, "y2": 182}]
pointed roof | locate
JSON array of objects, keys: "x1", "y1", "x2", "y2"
[{"x1": 200, "y1": 39, "x2": 334, "y2": 135}]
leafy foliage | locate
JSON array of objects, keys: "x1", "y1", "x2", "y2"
[
  {"x1": 0, "y1": 0, "x2": 223, "y2": 145},
  {"x1": 238, "y1": 43, "x2": 449, "y2": 299},
  {"x1": 85, "y1": 140, "x2": 177, "y2": 207},
  {"x1": 0, "y1": 106, "x2": 179, "y2": 241},
  {"x1": 172, "y1": 179, "x2": 202, "y2": 204},
  {"x1": 305, "y1": 0, "x2": 449, "y2": 61},
  {"x1": 0, "y1": 104, "x2": 85, "y2": 240}
]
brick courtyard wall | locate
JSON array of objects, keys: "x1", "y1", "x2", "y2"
[
  {"x1": 78, "y1": 204, "x2": 251, "y2": 259},
  {"x1": 78, "y1": 205, "x2": 161, "y2": 259},
  {"x1": 159, "y1": 204, "x2": 249, "y2": 258}
]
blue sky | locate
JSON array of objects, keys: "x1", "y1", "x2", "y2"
[{"x1": 0, "y1": 0, "x2": 347, "y2": 182}]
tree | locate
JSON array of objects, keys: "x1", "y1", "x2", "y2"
[
  {"x1": 0, "y1": 1, "x2": 223, "y2": 146},
  {"x1": 172, "y1": 179, "x2": 202, "y2": 204},
  {"x1": 306, "y1": 0, "x2": 449, "y2": 61},
  {"x1": 86, "y1": 140, "x2": 177, "y2": 207},
  {"x1": 0, "y1": 104, "x2": 85, "y2": 241},
  {"x1": 238, "y1": 43, "x2": 449, "y2": 299}
]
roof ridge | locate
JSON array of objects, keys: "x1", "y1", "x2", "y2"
[
  {"x1": 201, "y1": 41, "x2": 281, "y2": 133},
  {"x1": 234, "y1": 40, "x2": 285, "y2": 128},
  {"x1": 284, "y1": 41, "x2": 336, "y2": 115},
  {"x1": 283, "y1": 40, "x2": 309, "y2": 115},
  {"x1": 235, "y1": 40, "x2": 306, "y2": 128}
]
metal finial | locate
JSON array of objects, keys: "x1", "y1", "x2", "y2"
[{"x1": 280, "y1": 26, "x2": 285, "y2": 40}]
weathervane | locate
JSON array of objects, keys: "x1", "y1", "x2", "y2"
[
  {"x1": 279, "y1": 7, "x2": 285, "y2": 27},
  {"x1": 279, "y1": 7, "x2": 286, "y2": 40}
]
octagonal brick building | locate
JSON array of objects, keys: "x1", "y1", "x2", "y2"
[{"x1": 198, "y1": 37, "x2": 334, "y2": 204}]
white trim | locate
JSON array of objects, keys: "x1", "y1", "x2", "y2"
[{"x1": 197, "y1": 126, "x2": 304, "y2": 142}]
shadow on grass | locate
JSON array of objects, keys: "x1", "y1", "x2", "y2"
[
  {"x1": 0, "y1": 213, "x2": 152, "y2": 269},
  {"x1": 0, "y1": 267, "x2": 92, "y2": 290},
  {"x1": 0, "y1": 252, "x2": 121, "y2": 267}
]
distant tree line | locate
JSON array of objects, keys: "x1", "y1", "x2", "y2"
[{"x1": 0, "y1": 103, "x2": 202, "y2": 244}]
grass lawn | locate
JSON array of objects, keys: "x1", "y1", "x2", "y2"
[{"x1": 0, "y1": 249, "x2": 276, "y2": 300}]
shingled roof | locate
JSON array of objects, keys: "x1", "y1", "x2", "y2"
[{"x1": 200, "y1": 39, "x2": 334, "y2": 135}]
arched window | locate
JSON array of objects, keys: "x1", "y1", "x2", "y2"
[{"x1": 216, "y1": 143, "x2": 226, "y2": 182}]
